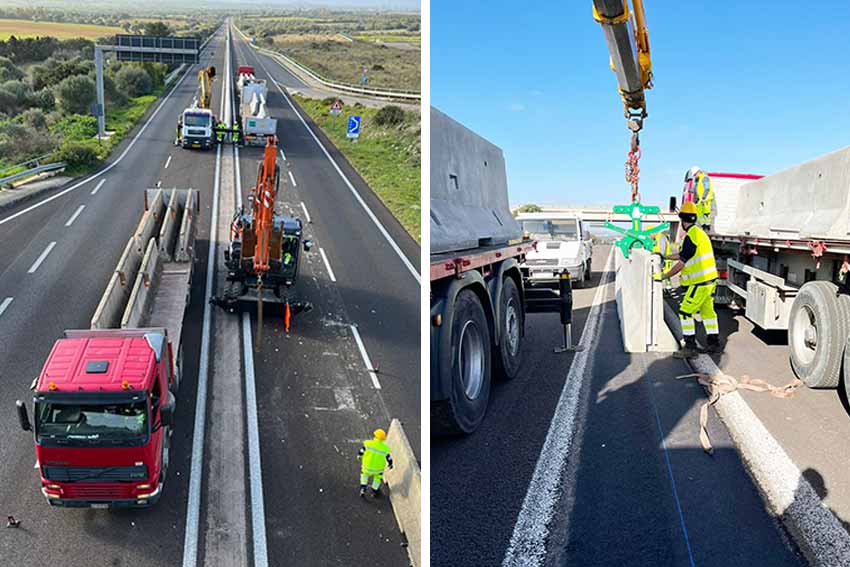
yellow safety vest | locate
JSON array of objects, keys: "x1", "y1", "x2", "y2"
[
  {"x1": 679, "y1": 225, "x2": 717, "y2": 286},
  {"x1": 652, "y1": 235, "x2": 673, "y2": 272},
  {"x1": 361, "y1": 439, "x2": 390, "y2": 475},
  {"x1": 695, "y1": 172, "x2": 713, "y2": 226}
]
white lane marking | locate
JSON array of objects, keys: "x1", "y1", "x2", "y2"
[
  {"x1": 164, "y1": 155, "x2": 172, "y2": 169},
  {"x1": 300, "y1": 201, "x2": 311, "y2": 223},
  {"x1": 287, "y1": 170, "x2": 297, "y2": 187},
  {"x1": 319, "y1": 247, "x2": 336, "y2": 282},
  {"x1": 0, "y1": 58, "x2": 198, "y2": 228},
  {"x1": 64, "y1": 205, "x2": 85, "y2": 227},
  {"x1": 0, "y1": 297, "x2": 13, "y2": 318},
  {"x1": 90, "y1": 179, "x2": 105, "y2": 195},
  {"x1": 27, "y1": 241, "x2": 57, "y2": 274},
  {"x1": 279, "y1": 148, "x2": 287, "y2": 161},
  {"x1": 502, "y1": 247, "x2": 615, "y2": 567},
  {"x1": 182, "y1": 27, "x2": 226, "y2": 567},
  {"x1": 242, "y1": 312, "x2": 269, "y2": 567},
  {"x1": 251, "y1": 51, "x2": 420, "y2": 283},
  {"x1": 350, "y1": 324, "x2": 381, "y2": 389}
]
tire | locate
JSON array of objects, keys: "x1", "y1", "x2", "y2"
[
  {"x1": 433, "y1": 289, "x2": 492, "y2": 434},
  {"x1": 788, "y1": 282, "x2": 850, "y2": 388},
  {"x1": 843, "y1": 336, "x2": 850, "y2": 402},
  {"x1": 495, "y1": 277, "x2": 524, "y2": 380}
]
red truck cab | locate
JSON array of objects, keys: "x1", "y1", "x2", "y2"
[
  {"x1": 16, "y1": 328, "x2": 176, "y2": 508},
  {"x1": 237, "y1": 65, "x2": 254, "y2": 76}
]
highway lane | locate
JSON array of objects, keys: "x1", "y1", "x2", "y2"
[
  {"x1": 431, "y1": 246, "x2": 803, "y2": 567},
  {"x1": 0, "y1": 30, "x2": 226, "y2": 566},
  {"x1": 229, "y1": 27, "x2": 418, "y2": 564}
]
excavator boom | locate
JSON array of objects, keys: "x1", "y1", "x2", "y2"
[
  {"x1": 198, "y1": 65, "x2": 216, "y2": 110},
  {"x1": 252, "y1": 136, "x2": 279, "y2": 277}
]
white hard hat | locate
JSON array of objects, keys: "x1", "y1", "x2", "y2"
[{"x1": 684, "y1": 166, "x2": 701, "y2": 181}]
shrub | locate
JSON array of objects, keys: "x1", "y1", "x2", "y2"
[
  {"x1": 373, "y1": 105, "x2": 405, "y2": 127},
  {"x1": 56, "y1": 74, "x2": 96, "y2": 115},
  {"x1": 321, "y1": 96, "x2": 337, "y2": 105},
  {"x1": 56, "y1": 142, "x2": 99, "y2": 168},
  {"x1": 0, "y1": 87, "x2": 17, "y2": 115},
  {"x1": 50, "y1": 114, "x2": 98, "y2": 141},
  {"x1": 21, "y1": 108, "x2": 47, "y2": 130},
  {"x1": 115, "y1": 66, "x2": 152, "y2": 98},
  {"x1": 27, "y1": 88, "x2": 55, "y2": 112},
  {"x1": 0, "y1": 56, "x2": 23, "y2": 82}
]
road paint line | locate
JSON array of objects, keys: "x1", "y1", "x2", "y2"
[
  {"x1": 0, "y1": 52, "x2": 199, "y2": 228},
  {"x1": 27, "y1": 241, "x2": 56, "y2": 274},
  {"x1": 288, "y1": 170, "x2": 297, "y2": 187},
  {"x1": 646, "y1": 366, "x2": 696, "y2": 567},
  {"x1": 319, "y1": 247, "x2": 336, "y2": 282},
  {"x1": 300, "y1": 201, "x2": 311, "y2": 223},
  {"x1": 183, "y1": 26, "x2": 226, "y2": 567},
  {"x1": 0, "y1": 297, "x2": 13, "y2": 318},
  {"x1": 252, "y1": 50, "x2": 420, "y2": 283},
  {"x1": 502, "y1": 247, "x2": 615, "y2": 567},
  {"x1": 64, "y1": 205, "x2": 85, "y2": 227},
  {"x1": 90, "y1": 179, "x2": 105, "y2": 195},
  {"x1": 350, "y1": 324, "x2": 381, "y2": 389},
  {"x1": 242, "y1": 312, "x2": 269, "y2": 567},
  {"x1": 279, "y1": 148, "x2": 287, "y2": 161},
  {"x1": 164, "y1": 155, "x2": 172, "y2": 169}
]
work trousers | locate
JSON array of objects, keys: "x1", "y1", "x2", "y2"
[
  {"x1": 360, "y1": 472, "x2": 383, "y2": 490},
  {"x1": 679, "y1": 281, "x2": 718, "y2": 337}
]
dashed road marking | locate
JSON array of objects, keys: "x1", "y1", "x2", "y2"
[
  {"x1": 90, "y1": 179, "x2": 105, "y2": 195},
  {"x1": 0, "y1": 297, "x2": 12, "y2": 318},
  {"x1": 288, "y1": 170, "x2": 297, "y2": 187},
  {"x1": 279, "y1": 148, "x2": 287, "y2": 161},
  {"x1": 27, "y1": 241, "x2": 57, "y2": 274},
  {"x1": 300, "y1": 201, "x2": 311, "y2": 223},
  {"x1": 65, "y1": 205, "x2": 85, "y2": 227},
  {"x1": 319, "y1": 247, "x2": 336, "y2": 282},
  {"x1": 350, "y1": 324, "x2": 381, "y2": 389},
  {"x1": 165, "y1": 155, "x2": 172, "y2": 169}
]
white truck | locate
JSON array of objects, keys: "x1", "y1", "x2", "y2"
[
  {"x1": 236, "y1": 65, "x2": 277, "y2": 146},
  {"x1": 516, "y1": 213, "x2": 593, "y2": 287},
  {"x1": 694, "y1": 150, "x2": 850, "y2": 396},
  {"x1": 178, "y1": 107, "x2": 216, "y2": 150}
]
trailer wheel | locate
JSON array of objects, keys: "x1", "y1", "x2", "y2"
[
  {"x1": 843, "y1": 336, "x2": 850, "y2": 402},
  {"x1": 789, "y1": 282, "x2": 850, "y2": 388},
  {"x1": 495, "y1": 277, "x2": 523, "y2": 380},
  {"x1": 434, "y1": 289, "x2": 492, "y2": 434}
]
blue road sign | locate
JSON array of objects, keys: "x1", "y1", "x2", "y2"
[{"x1": 347, "y1": 116, "x2": 361, "y2": 139}]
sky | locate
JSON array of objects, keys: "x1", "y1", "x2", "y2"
[{"x1": 431, "y1": 1, "x2": 850, "y2": 208}]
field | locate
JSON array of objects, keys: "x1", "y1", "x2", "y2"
[
  {"x1": 0, "y1": 18, "x2": 123, "y2": 40},
  {"x1": 353, "y1": 33, "x2": 420, "y2": 44},
  {"x1": 294, "y1": 96, "x2": 420, "y2": 241}
]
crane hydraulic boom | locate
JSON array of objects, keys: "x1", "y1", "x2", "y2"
[
  {"x1": 592, "y1": 0, "x2": 653, "y2": 132},
  {"x1": 198, "y1": 65, "x2": 216, "y2": 109},
  {"x1": 252, "y1": 136, "x2": 279, "y2": 280}
]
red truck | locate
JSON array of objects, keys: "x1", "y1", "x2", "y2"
[{"x1": 16, "y1": 188, "x2": 196, "y2": 508}]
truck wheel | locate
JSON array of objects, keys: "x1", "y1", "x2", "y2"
[
  {"x1": 843, "y1": 336, "x2": 850, "y2": 402},
  {"x1": 434, "y1": 289, "x2": 492, "y2": 434},
  {"x1": 789, "y1": 282, "x2": 850, "y2": 388},
  {"x1": 495, "y1": 277, "x2": 523, "y2": 380}
]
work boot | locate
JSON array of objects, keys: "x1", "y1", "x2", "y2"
[
  {"x1": 371, "y1": 487, "x2": 382, "y2": 498},
  {"x1": 359, "y1": 486, "x2": 366, "y2": 498},
  {"x1": 699, "y1": 335, "x2": 724, "y2": 354},
  {"x1": 673, "y1": 337, "x2": 699, "y2": 360}
]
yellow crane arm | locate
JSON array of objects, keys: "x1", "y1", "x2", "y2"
[
  {"x1": 197, "y1": 66, "x2": 216, "y2": 109},
  {"x1": 592, "y1": 0, "x2": 653, "y2": 131}
]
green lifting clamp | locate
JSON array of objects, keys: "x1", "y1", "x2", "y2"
[{"x1": 604, "y1": 201, "x2": 670, "y2": 259}]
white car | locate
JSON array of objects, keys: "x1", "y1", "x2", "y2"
[{"x1": 517, "y1": 214, "x2": 593, "y2": 287}]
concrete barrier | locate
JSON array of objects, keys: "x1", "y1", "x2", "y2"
[
  {"x1": 614, "y1": 248, "x2": 677, "y2": 353},
  {"x1": 175, "y1": 190, "x2": 197, "y2": 262},
  {"x1": 91, "y1": 237, "x2": 143, "y2": 329},
  {"x1": 135, "y1": 189, "x2": 165, "y2": 254},
  {"x1": 158, "y1": 189, "x2": 182, "y2": 261},
  {"x1": 122, "y1": 238, "x2": 161, "y2": 329},
  {"x1": 384, "y1": 418, "x2": 420, "y2": 567}
]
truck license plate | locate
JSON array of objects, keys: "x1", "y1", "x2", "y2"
[{"x1": 90, "y1": 503, "x2": 109, "y2": 509}]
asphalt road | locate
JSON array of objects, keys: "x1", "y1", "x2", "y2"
[
  {"x1": 431, "y1": 246, "x2": 804, "y2": 566},
  {"x1": 0, "y1": 22, "x2": 418, "y2": 567}
]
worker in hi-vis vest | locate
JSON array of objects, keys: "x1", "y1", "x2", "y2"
[
  {"x1": 657, "y1": 201, "x2": 721, "y2": 358},
  {"x1": 682, "y1": 166, "x2": 714, "y2": 229},
  {"x1": 649, "y1": 225, "x2": 673, "y2": 289},
  {"x1": 358, "y1": 428, "x2": 393, "y2": 497}
]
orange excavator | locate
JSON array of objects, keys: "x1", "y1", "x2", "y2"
[{"x1": 211, "y1": 137, "x2": 312, "y2": 338}]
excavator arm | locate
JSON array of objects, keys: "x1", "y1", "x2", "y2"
[
  {"x1": 198, "y1": 66, "x2": 216, "y2": 110},
  {"x1": 592, "y1": 0, "x2": 653, "y2": 132},
  {"x1": 252, "y1": 136, "x2": 279, "y2": 278}
]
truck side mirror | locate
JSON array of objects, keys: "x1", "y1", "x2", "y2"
[
  {"x1": 160, "y1": 396, "x2": 175, "y2": 428},
  {"x1": 303, "y1": 239, "x2": 313, "y2": 252},
  {"x1": 16, "y1": 400, "x2": 31, "y2": 432},
  {"x1": 669, "y1": 196, "x2": 677, "y2": 213}
]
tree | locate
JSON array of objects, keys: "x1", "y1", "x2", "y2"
[
  {"x1": 0, "y1": 56, "x2": 23, "y2": 81},
  {"x1": 27, "y1": 88, "x2": 55, "y2": 112},
  {"x1": 115, "y1": 66, "x2": 152, "y2": 98},
  {"x1": 515, "y1": 204, "x2": 543, "y2": 214},
  {"x1": 56, "y1": 74, "x2": 96, "y2": 115},
  {"x1": 21, "y1": 107, "x2": 47, "y2": 130},
  {"x1": 0, "y1": 87, "x2": 17, "y2": 116},
  {"x1": 144, "y1": 21, "x2": 172, "y2": 37}
]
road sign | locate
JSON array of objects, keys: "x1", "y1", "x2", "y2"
[
  {"x1": 347, "y1": 116, "x2": 361, "y2": 140},
  {"x1": 330, "y1": 99, "x2": 342, "y2": 117}
]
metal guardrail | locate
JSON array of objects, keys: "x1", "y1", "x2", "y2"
[
  {"x1": 0, "y1": 161, "x2": 67, "y2": 187},
  {"x1": 233, "y1": 24, "x2": 421, "y2": 101},
  {"x1": 0, "y1": 153, "x2": 54, "y2": 177}
]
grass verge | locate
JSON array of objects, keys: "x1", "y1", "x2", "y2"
[{"x1": 293, "y1": 95, "x2": 420, "y2": 242}]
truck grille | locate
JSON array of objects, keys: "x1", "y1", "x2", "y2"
[
  {"x1": 42, "y1": 465, "x2": 148, "y2": 483},
  {"x1": 187, "y1": 129, "x2": 206, "y2": 136},
  {"x1": 62, "y1": 484, "x2": 128, "y2": 500},
  {"x1": 526, "y1": 258, "x2": 559, "y2": 267},
  {"x1": 545, "y1": 242, "x2": 561, "y2": 249}
]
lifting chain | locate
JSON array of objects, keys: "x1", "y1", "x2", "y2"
[{"x1": 624, "y1": 131, "x2": 641, "y2": 203}]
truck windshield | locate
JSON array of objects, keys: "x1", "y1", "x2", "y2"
[
  {"x1": 184, "y1": 113, "x2": 211, "y2": 127},
  {"x1": 35, "y1": 400, "x2": 148, "y2": 444},
  {"x1": 522, "y1": 219, "x2": 579, "y2": 241}
]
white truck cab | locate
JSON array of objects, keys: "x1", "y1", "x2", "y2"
[
  {"x1": 517, "y1": 213, "x2": 593, "y2": 286},
  {"x1": 180, "y1": 107, "x2": 215, "y2": 150}
]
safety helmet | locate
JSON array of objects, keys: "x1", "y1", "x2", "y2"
[
  {"x1": 374, "y1": 429, "x2": 387, "y2": 441},
  {"x1": 679, "y1": 201, "x2": 698, "y2": 221},
  {"x1": 684, "y1": 166, "x2": 702, "y2": 182}
]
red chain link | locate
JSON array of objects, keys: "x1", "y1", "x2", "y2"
[{"x1": 625, "y1": 146, "x2": 641, "y2": 203}]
